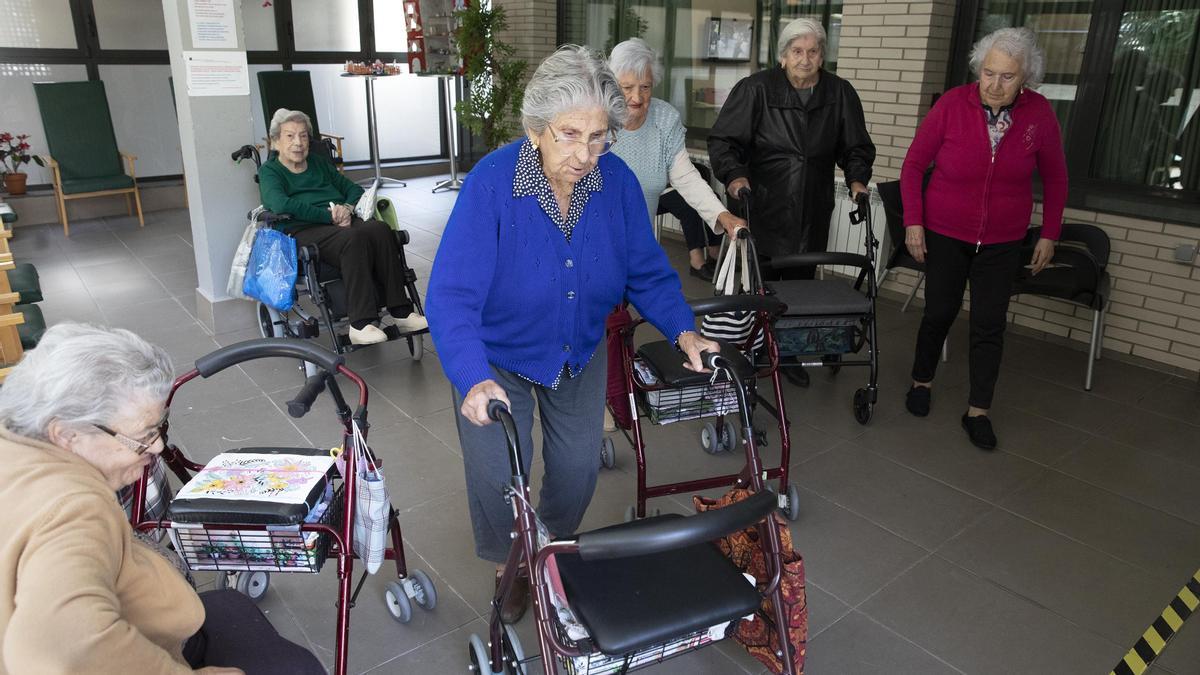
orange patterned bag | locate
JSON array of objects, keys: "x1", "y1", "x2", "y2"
[{"x1": 694, "y1": 488, "x2": 806, "y2": 675}]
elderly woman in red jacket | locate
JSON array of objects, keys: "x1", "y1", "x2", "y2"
[{"x1": 900, "y1": 27, "x2": 1067, "y2": 450}]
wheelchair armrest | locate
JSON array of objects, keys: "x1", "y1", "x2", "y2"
[
  {"x1": 248, "y1": 209, "x2": 294, "y2": 228},
  {"x1": 764, "y1": 252, "x2": 872, "y2": 271},
  {"x1": 688, "y1": 294, "x2": 786, "y2": 318},
  {"x1": 575, "y1": 490, "x2": 777, "y2": 561},
  {"x1": 392, "y1": 229, "x2": 410, "y2": 247}
]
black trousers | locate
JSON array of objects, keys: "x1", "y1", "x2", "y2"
[
  {"x1": 184, "y1": 590, "x2": 325, "y2": 674},
  {"x1": 292, "y1": 217, "x2": 413, "y2": 324},
  {"x1": 911, "y1": 229, "x2": 1022, "y2": 409},
  {"x1": 658, "y1": 189, "x2": 721, "y2": 252}
]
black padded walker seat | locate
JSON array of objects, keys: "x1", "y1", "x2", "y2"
[
  {"x1": 771, "y1": 279, "x2": 872, "y2": 318},
  {"x1": 635, "y1": 339, "x2": 756, "y2": 386},
  {"x1": 554, "y1": 514, "x2": 761, "y2": 655}
]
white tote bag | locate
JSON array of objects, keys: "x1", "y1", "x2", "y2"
[
  {"x1": 350, "y1": 421, "x2": 390, "y2": 574},
  {"x1": 227, "y1": 207, "x2": 265, "y2": 300}
]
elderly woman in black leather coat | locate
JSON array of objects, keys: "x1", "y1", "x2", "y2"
[{"x1": 708, "y1": 17, "x2": 875, "y2": 281}]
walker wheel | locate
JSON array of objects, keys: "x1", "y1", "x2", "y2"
[
  {"x1": 700, "y1": 422, "x2": 720, "y2": 454},
  {"x1": 409, "y1": 334, "x2": 425, "y2": 361},
  {"x1": 785, "y1": 482, "x2": 801, "y2": 521},
  {"x1": 502, "y1": 624, "x2": 526, "y2": 674},
  {"x1": 467, "y1": 633, "x2": 501, "y2": 674},
  {"x1": 385, "y1": 579, "x2": 413, "y2": 623},
  {"x1": 600, "y1": 437, "x2": 616, "y2": 469},
  {"x1": 256, "y1": 303, "x2": 276, "y2": 339},
  {"x1": 719, "y1": 420, "x2": 740, "y2": 453},
  {"x1": 408, "y1": 569, "x2": 438, "y2": 611},
  {"x1": 235, "y1": 571, "x2": 270, "y2": 601},
  {"x1": 853, "y1": 388, "x2": 873, "y2": 425}
]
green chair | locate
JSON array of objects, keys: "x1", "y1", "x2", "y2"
[
  {"x1": 33, "y1": 81, "x2": 144, "y2": 237},
  {"x1": 257, "y1": 70, "x2": 345, "y2": 167},
  {"x1": 15, "y1": 303, "x2": 45, "y2": 350}
]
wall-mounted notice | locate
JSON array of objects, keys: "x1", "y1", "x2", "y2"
[
  {"x1": 185, "y1": 51, "x2": 249, "y2": 96},
  {"x1": 188, "y1": 0, "x2": 238, "y2": 48}
]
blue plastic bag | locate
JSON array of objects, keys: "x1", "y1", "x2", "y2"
[{"x1": 242, "y1": 228, "x2": 297, "y2": 311}]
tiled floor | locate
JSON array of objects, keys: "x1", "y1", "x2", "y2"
[{"x1": 14, "y1": 174, "x2": 1200, "y2": 674}]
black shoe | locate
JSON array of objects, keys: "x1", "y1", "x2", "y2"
[
  {"x1": 961, "y1": 414, "x2": 997, "y2": 450},
  {"x1": 785, "y1": 365, "x2": 810, "y2": 388},
  {"x1": 905, "y1": 386, "x2": 931, "y2": 417},
  {"x1": 688, "y1": 264, "x2": 714, "y2": 282}
]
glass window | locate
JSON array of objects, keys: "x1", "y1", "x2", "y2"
[
  {"x1": 243, "y1": 0, "x2": 278, "y2": 51},
  {"x1": 94, "y1": 0, "x2": 167, "y2": 50},
  {"x1": 0, "y1": 63, "x2": 90, "y2": 185},
  {"x1": 975, "y1": 0, "x2": 1092, "y2": 142},
  {"x1": 99, "y1": 65, "x2": 182, "y2": 178},
  {"x1": 1090, "y1": 4, "x2": 1200, "y2": 191},
  {"x1": 0, "y1": 0, "x2": 77, "y2": 49},
  {"x1": 374, "y1": 0, "x2": 409, "y2": 52},
  {"x1": 293, "y1": 0, "x2": 360, "y2": 52}
]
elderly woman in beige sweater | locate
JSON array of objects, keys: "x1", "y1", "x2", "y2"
[{"x1": 0, "y1": 323, "x2": 321, "y2": 674}]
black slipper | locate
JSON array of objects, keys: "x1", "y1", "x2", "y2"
[
  {"x1": 905, "y1": 386, "x2": 931, "y2": 417},
  {"x1": 961, "y1": 414, "x2": 997, "y2": 450}
]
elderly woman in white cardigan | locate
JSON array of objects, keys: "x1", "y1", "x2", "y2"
[{"x1": 609, "y1": 38, "x2": 746, "y2": 279}]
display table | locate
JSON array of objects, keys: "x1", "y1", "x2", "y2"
[{"x1": 340, "y1": 72, "x2": 407, "y2": 191}]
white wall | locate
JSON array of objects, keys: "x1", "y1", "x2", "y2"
[
  {"x1": 100, "y1": 64, "x2": 184, "y2": 179},
  {"x1": 0, "y1": 0, "x2": 75, "y2": 49}
]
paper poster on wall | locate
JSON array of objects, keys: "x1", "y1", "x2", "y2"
[
  {"x1": 188, "y1": 0, "x2": 238, "y2": 49},
  {"x1": 185, "y1": 51, "x2": 250, "y2": 96}
]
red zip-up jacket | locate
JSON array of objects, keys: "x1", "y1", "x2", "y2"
[{"x1": 901, "y1": 83, "x2": 1068, "y2": 245}]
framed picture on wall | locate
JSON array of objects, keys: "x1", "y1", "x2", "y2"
[{"x1": 705, "y1": 17, "x2": 752, "y2": 62}]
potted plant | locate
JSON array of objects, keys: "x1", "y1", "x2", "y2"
[
  {"x1": 0, "y1": 133, "x2": 44, "y2": 195},
  {"x1": 452, "y1": 3, "x2": 528, "y2": 151}
]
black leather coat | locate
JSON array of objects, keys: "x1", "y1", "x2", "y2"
[{"x1": 708, "y1": 67, "x2": 876, "y2": 257}]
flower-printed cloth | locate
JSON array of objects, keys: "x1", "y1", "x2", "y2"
[{"x1": 176, "y1": 453, "x2": 336, "y2": 504}]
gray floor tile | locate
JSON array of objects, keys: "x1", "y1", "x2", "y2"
[
  {"x1": 1000, "y1": 470, "x2": 1200, "y2": 580},
  {"x1": 361, "y1": 352, "x2": 455, "y2": 419},
  {"x1": 938, "y1": 508, "x2": 1181, "y2": 644},
  {"x1": 140, "y1": 249, "x2": 198, "y2": 275},
  {"x1": 1102, "y1": 408, "x2": 1200, "y2": 471},
  {"x1": 982, "y1": 406, "x2": 1098, "y2": 466},
  {"x1": 796, "y1": 440, "x2": 992, "y2": 549},
  {"x1": 89, "y1": 276, "x2": 172, "y2": 310},
  {"x1": 991, "y1": 373, "x2": 1131, "y2": 435},
  {"x1": 167, "y1": 394, "x2": 308, "y2": 464},
  {"x1": 784, "y1": 486, "x2": 927, "y2": 606},
  {"x1": 805, "y1": 581, "x2": 852, "y2": 639},
  {"x1": 74, "y1": 259, "x2": 158, "y2": 286},
  {"x1": 805, "y1": 610, "x2": 962, "y2": 675},
  {"x1": 1134, "y1": 378, "x2": 1200, "y2": 427},
  {"x1": 861, "y1": 556, "x2": 1123, "y2": 675},
  {"x1": 1055, "y1": 435, "x2": 1200, "y2": 526},
  {"x1": 65, "y1": 244, "x2": 137, "y2": 268}
]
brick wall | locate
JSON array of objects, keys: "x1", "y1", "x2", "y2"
[{"x1": 492, "y1": 0, "x2": 558, "y2": 81}]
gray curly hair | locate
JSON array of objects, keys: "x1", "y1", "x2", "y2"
[
  {"x1": 0, "y1": 323, "x2": 173, "y2": 442},
  {"x1": 970, "y1": 27, "x2": 1045, "y2": 88},
  {"x1": 521, "y1": 45, "x2": 628, "y2": 135},
  {"x1": 268, "y1": 108, "x2": 313, "y2": 140},
  {"x1": 609, "y1": 38, "x2": 663, "y2": 86}
]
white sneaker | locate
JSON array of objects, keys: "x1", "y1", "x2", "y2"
[
  {"x1": 388, "y1": 312, "x2": 428, "y2": 333},
  {"x1": 349, "y1": 323, "x2": 388, "y2": 345}
]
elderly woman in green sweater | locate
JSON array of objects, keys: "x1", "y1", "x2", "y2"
[{"x1": 258, "y1": 108, "x2": 426, "y2": 345}]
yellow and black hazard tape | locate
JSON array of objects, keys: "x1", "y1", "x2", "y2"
[{"x1": 1110, "y1": 568, "x2": 1200, "y2": 675}]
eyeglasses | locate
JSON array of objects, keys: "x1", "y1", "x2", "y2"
[
  {"x1": 547, "y1": 126, "x2": 617, "y2": 157},
  {"x1": 94, "y1": 412, "x2": 169, "y2": 456}
]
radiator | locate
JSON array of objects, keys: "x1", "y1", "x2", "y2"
[{"x1": 658, "y1": 152, "x2": 891, "y2": 284}]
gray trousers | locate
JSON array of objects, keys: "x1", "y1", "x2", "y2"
[{"x1": 451, "y1": 350, "x2": 607, "y2": 563}]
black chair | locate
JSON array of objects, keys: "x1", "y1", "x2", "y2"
[
  {"x1": 1013, "y1": 223, "x2": 1111, "y2": 391},
  {"x1": 257, "y1": 70, "x2": 344, "y2": 167}
]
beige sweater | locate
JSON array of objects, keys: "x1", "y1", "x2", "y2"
[{"x1": 0, "y1": 428, "x2": 203, "y2": 674}]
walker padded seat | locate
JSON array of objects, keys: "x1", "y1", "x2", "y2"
[
  {"x1": 772, "y1": 279, "x2": 872, "y2": 321},
  {"x1": 555, "y1": 514, "x2": 760, "y2": 655},
  {"x1": 636, "y1": 339, "x2": 756, "y2": 386},
  {"x1": 16, "y1": 303, "x2": 45, "y2": 350},
  {"x1": 9, "y1": 263, "x2": 42, "y2": 305}
]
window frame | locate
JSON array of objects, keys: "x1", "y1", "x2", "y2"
[
  {"x1": 0, "y1": 0, "x2": 449, "y2": 181},
  {"x1": 949, "y1": 0, "x2": 1200, "y2": 227}
]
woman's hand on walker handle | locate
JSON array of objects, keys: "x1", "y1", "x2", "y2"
[
  {"x1": 678, "y1": 331, "x2": 720, "y2": 373},
  {"x1": 462, "y1": 379, "x2": 510, "y2": 427},
  {"x1": 727, "y1": 177, "x2": 751, "y2": 200},
  {"x1": 716, "y1": 211, "x2": 747, "y2": 238},
  {"x1": 905, "y1": 225, "x2": 927, "y2": 264}
]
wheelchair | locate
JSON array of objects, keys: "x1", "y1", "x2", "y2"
[{"x1": 232, "y1": 145, "x2": 428, "y2": 376}]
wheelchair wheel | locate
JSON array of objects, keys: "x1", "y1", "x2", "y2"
[
  {"x1": 853, "y1": 388, "x2": 873, "y2": 425},
  {"x1": 700, "y1": 422, "x2": 720, "y2": 454},
  {"x1": 408, "y1": 334, "x2": 425, "y2": 361},
  {"x1": 600, "y1": 436, "x2": 616, "y2": 469},
  {"x1": 384, "y1": 579, "x2": 413, "y2": 623},
  {"x1": 257, "y1": 303, "x2": 279, "y2": 338},
  {"x1": 502, "y1": 624, "x2": 526, "y2": 674},
  {"x1": 467, "y1": 634, "x2": 502, "y2": 674},
  {"x1": 235, "y1": 571, "x2": 270, "y2": 601}
]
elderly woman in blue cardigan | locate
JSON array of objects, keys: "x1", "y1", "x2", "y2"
[{"x1": 426, "y1": 45, "x2": 717, "y2": 624}]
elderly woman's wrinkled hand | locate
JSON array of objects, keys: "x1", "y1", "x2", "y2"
[
  {"x1": 330, "y1": 203, "x2": 353, "y2": 228},
  {"x1": 1029, "y1": 237, "x2": 1056, "y2": 275},
  {"x1": 716, "y1": 211, "x2": 747, "y2": 239},
  {"x1": 678, "y1": 331, "x2": 720, "y2": 373},
  {"x1": 905, "y1": 225, "x2": 927, "y2": 264},
  {"x1": 726, "y1": 178, "x2": 751, "y2": 200},
  {"x1": 461, "y1": 379, "x2": 511, "y2": 427}
]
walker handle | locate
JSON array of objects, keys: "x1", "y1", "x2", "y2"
[
  {"x1": 195, "y1": 338, "x2": 344, "y2": 378},
  {"x1": 287, "y1": 374, "x2": 327, "y2": 418}
]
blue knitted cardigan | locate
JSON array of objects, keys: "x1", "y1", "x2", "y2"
[{"x1": 426, "y1": 140, "x2": 697, "y2": 396}]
